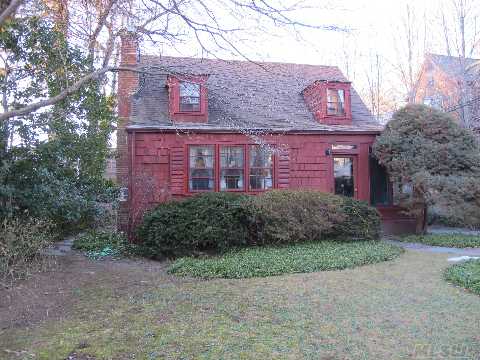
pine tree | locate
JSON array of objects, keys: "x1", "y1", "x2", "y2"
[{"x1": 374, "y1": 104, "x2": 480, "y2": 233}]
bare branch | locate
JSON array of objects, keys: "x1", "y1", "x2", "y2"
[
  {"x1": 0, "y1": 0, "x2": 22, "y2": 26},
  {"x1": 0, "y1": 64, "x2": 196, "y2": 122}
]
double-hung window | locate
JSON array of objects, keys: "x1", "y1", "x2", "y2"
[
  {"x1": 249, "y1": 145, "x2": 273, "y2": 190},
  {"x1": 220, "y1": 146, "x2": 244, "y2": 191},
  {"x1": 327, "y1": 88, "x2": 345, "y2": 116},
  {"x1": 189, "y1": 145, "x2": 214, "y2": 191},
  {"x1": 180, "y1": 81, "x2": 201, "y2": 112}
]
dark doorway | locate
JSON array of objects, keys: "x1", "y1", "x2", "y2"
[{"x1": 369, "y1": 156, "x2": 392, "y2": 206}]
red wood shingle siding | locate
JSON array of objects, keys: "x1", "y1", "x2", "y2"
[{"x1": 127, "y1": 131, "x2": 376, "y2": 229}]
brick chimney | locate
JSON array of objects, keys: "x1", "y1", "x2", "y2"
[{"x1": 116, "y1": 30, "x2": 139, "y2": 232}]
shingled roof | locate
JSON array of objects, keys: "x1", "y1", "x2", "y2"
[
  {"x1": 128, "y1": 56, "x2": 382, "y2": 133},
  {"x1": 427, "y1": 53, "x2": 479, "y2": 81}
]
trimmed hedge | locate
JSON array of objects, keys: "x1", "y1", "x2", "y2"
[
  {"x1": 245, "y1": 190, "x2": 381, "y2": 245},
  {"x1": 137, "y1": 190, "x2": 381, "y2": 258},
  {"x1": 137, "y1": 192, "x2": 249, "y2": 257}
]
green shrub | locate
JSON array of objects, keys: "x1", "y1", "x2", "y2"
[
  {"x1": 337, "y1": 197, "x2": 382, "y2": 240},
  {"x1": 243, "y1": 190, "x2": 343, "y2": 244},
  {"x1": 137, "y1": 191, "x2": 381, "y2": 258},
  {"x1": 137, "y1": 193, "x2": 249, "y2": 257},
  {"x1": 444, "y1": 260, "x2": 480, "y2": 295},
  {"x1": 0, "y1": 217, "x2": 57, "y2": 287},
  {"x1": 245, "y1": 190, "x2": 381, "y2": 245}
]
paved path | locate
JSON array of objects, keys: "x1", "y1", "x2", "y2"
[
  {"x1": 428, "y1": 225, "x2": 480, "y2": 236},
  {"x1": 42, "y1": 236, "x2": 75, "y2": 256},
  {"x1": 386, "y1": 239, "x2": 480, "y2": 257}
]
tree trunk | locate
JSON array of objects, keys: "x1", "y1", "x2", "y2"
[
  {"x1": 415, "y1": 203, "x2": 428, "y2": 235},
  {"x1": 413, "y1": 185, "x2": 427, "y2": 235}
]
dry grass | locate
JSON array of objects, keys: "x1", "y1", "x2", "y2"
[{"x1": 1, "y1": 250, "x2": 480, "y2": 359}]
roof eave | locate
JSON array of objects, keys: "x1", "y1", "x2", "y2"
[{"x1": 126, "y1": 125, "x2": 382, "y2": 135}]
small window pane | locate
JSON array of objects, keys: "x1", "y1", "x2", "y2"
[
  {"x1": 189, "y1": 145, "x2": 214, "y2": 191},
  {"x1": 332, "y1": 144, "x2": 357, "y2": 150},
  {"x1": 220, "y1": 146, "x2": 244, "y2": 191},
  {"x1": 180, "y1": 82, "x2": 200, "y2": 112},
  {"x1": 180, "y1": 82, "x2": 200, "y2": 97},
  {"x1": 249, "y1": 146, "x2": 273, "y2": 190},
  {"x1": 327, "y1": 88, "x2": 345, "y2": 116},
  {"x1": 249, "y1": 146, "x2": 273, "y2": 168}
]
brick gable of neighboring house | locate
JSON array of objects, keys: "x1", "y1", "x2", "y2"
[
  {"x1": 116, "y1": 31, "x2": 416, "y2": 235},
  {"x1": 413, "y1": 53, "x2": 480, "y2": 132}
]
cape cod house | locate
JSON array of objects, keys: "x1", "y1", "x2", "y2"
[{"x1": 116, "y1": 32, "x2": 415, "y2": 235}]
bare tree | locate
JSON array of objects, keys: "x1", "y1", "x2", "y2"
[
  {"x1": 1, "y1": 0, "x2": 344, "y2": 123},
  {"x1": 438, "y1": 0, "x2": 480, "y2": 129},
  {"x1": 364, "y1": 53, "x2": 382, "y2": 121},
  {"x1": 0, "y1": 0, "x2": 23, "y2": 26},
  {"x1": 391, "y1": 4, "x2": 430, "y2": 103}
]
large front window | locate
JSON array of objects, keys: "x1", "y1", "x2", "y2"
[
  {"x1": 220, "y1": 146, "x2": 244, "y2": 191},
  {"x1": 180, "y1": 81, "x2": 201, "y2": 112},
  {"x1": 189, "y1": 145, "x2": 214, "y2": 191},
  {"x1": 327, "y1": 88, "x2": 345, "y2": 116},
  {"x1": 187, "y1": 145, "x2": 274, "y2": 192},
  {"x1": 249, "y1": 146, "x2": 273, "y2": 190}
]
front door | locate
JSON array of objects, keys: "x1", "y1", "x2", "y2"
[{"x1": 333, "y1": 156, "x2": 357, "y2": 198}]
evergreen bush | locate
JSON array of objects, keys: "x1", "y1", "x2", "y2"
[{"x1": 137, "y1": 191, "x2": 381, "y2": 258}]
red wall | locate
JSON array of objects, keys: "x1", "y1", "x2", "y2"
[{"x1": 127, "y1": 131, "x2": 379, "y2": 229}]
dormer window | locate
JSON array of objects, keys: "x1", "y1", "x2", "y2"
[
  {"x1": 303, "y1": 80, "x2": 352, "y2": 125},
  {"x1": 180, "y1": 82, "x2": 201, "y2": 112},
  {"x1": 327, "y1": 88, "x2": 345, "y2": 116},
  {"x1": 167, "y1": 75, "x2": 209, "y2": 123}
]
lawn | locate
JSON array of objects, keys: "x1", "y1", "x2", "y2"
[
  {"x1": 445, "y1": 259, "x2": 480, "y2": 295},
  {"x1": 399, "y1": 234, "x2": 480, "y2": 248},
  {"x1": 1, "y1": 250, "x2": 480, "y2": 359},
  {"x1": 169, "y1": 241, "x2": 404, "y2": 279}
]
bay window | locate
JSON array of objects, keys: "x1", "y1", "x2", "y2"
[
  {"x1": 249, "y1": 145, "x2": 273, "y2": 190},
  {"x1": 220, "y1": 146, "x2": 244, "y2": 191},
  {"x1": 189, "y1": 145, "x2": 214, "y2": 191}
]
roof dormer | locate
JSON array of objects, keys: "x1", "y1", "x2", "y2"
[
  {"x1": 303, "y1": 80, "x2": 352, "y2": 125},
  {"x1": 167, "y1": 74, "x2": 209, "y2": 123}
]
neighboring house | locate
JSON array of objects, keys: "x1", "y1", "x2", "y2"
[
  {"x1": 413, "y1": 53, "x2": 480, "y2": 132},
  {"x1": 116, "y1": 32, "x2": 415, "y2": 235}
]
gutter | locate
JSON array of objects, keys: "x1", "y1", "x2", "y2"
[{"x1": 125, "y1": 126, "x2": 383, "y2": 136}]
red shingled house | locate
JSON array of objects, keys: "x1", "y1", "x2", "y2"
[{"x1": 116, "y1": 32, "x2": 415, "y2": 235}]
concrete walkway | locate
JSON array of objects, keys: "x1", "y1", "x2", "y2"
[
  {"x1": 427, "y1": 225, "x2": 480, "y2": 236},
  {"x1": 42, "y1": 236, "x2": 75, "y2": 256},
  {"x1": 428, "y1": 225, "x2": 480, "y2": 236},
  {"x1": 386, "y1": 239, "x2": 480, "y2": 257}
]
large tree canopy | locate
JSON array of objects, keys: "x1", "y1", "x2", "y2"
[
  {"x1": 373, "y1": 104, "x2": 480, "y2": 233},
  {"x1": 0, "y1": 17, "x2": 116, "y2": 231}
]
